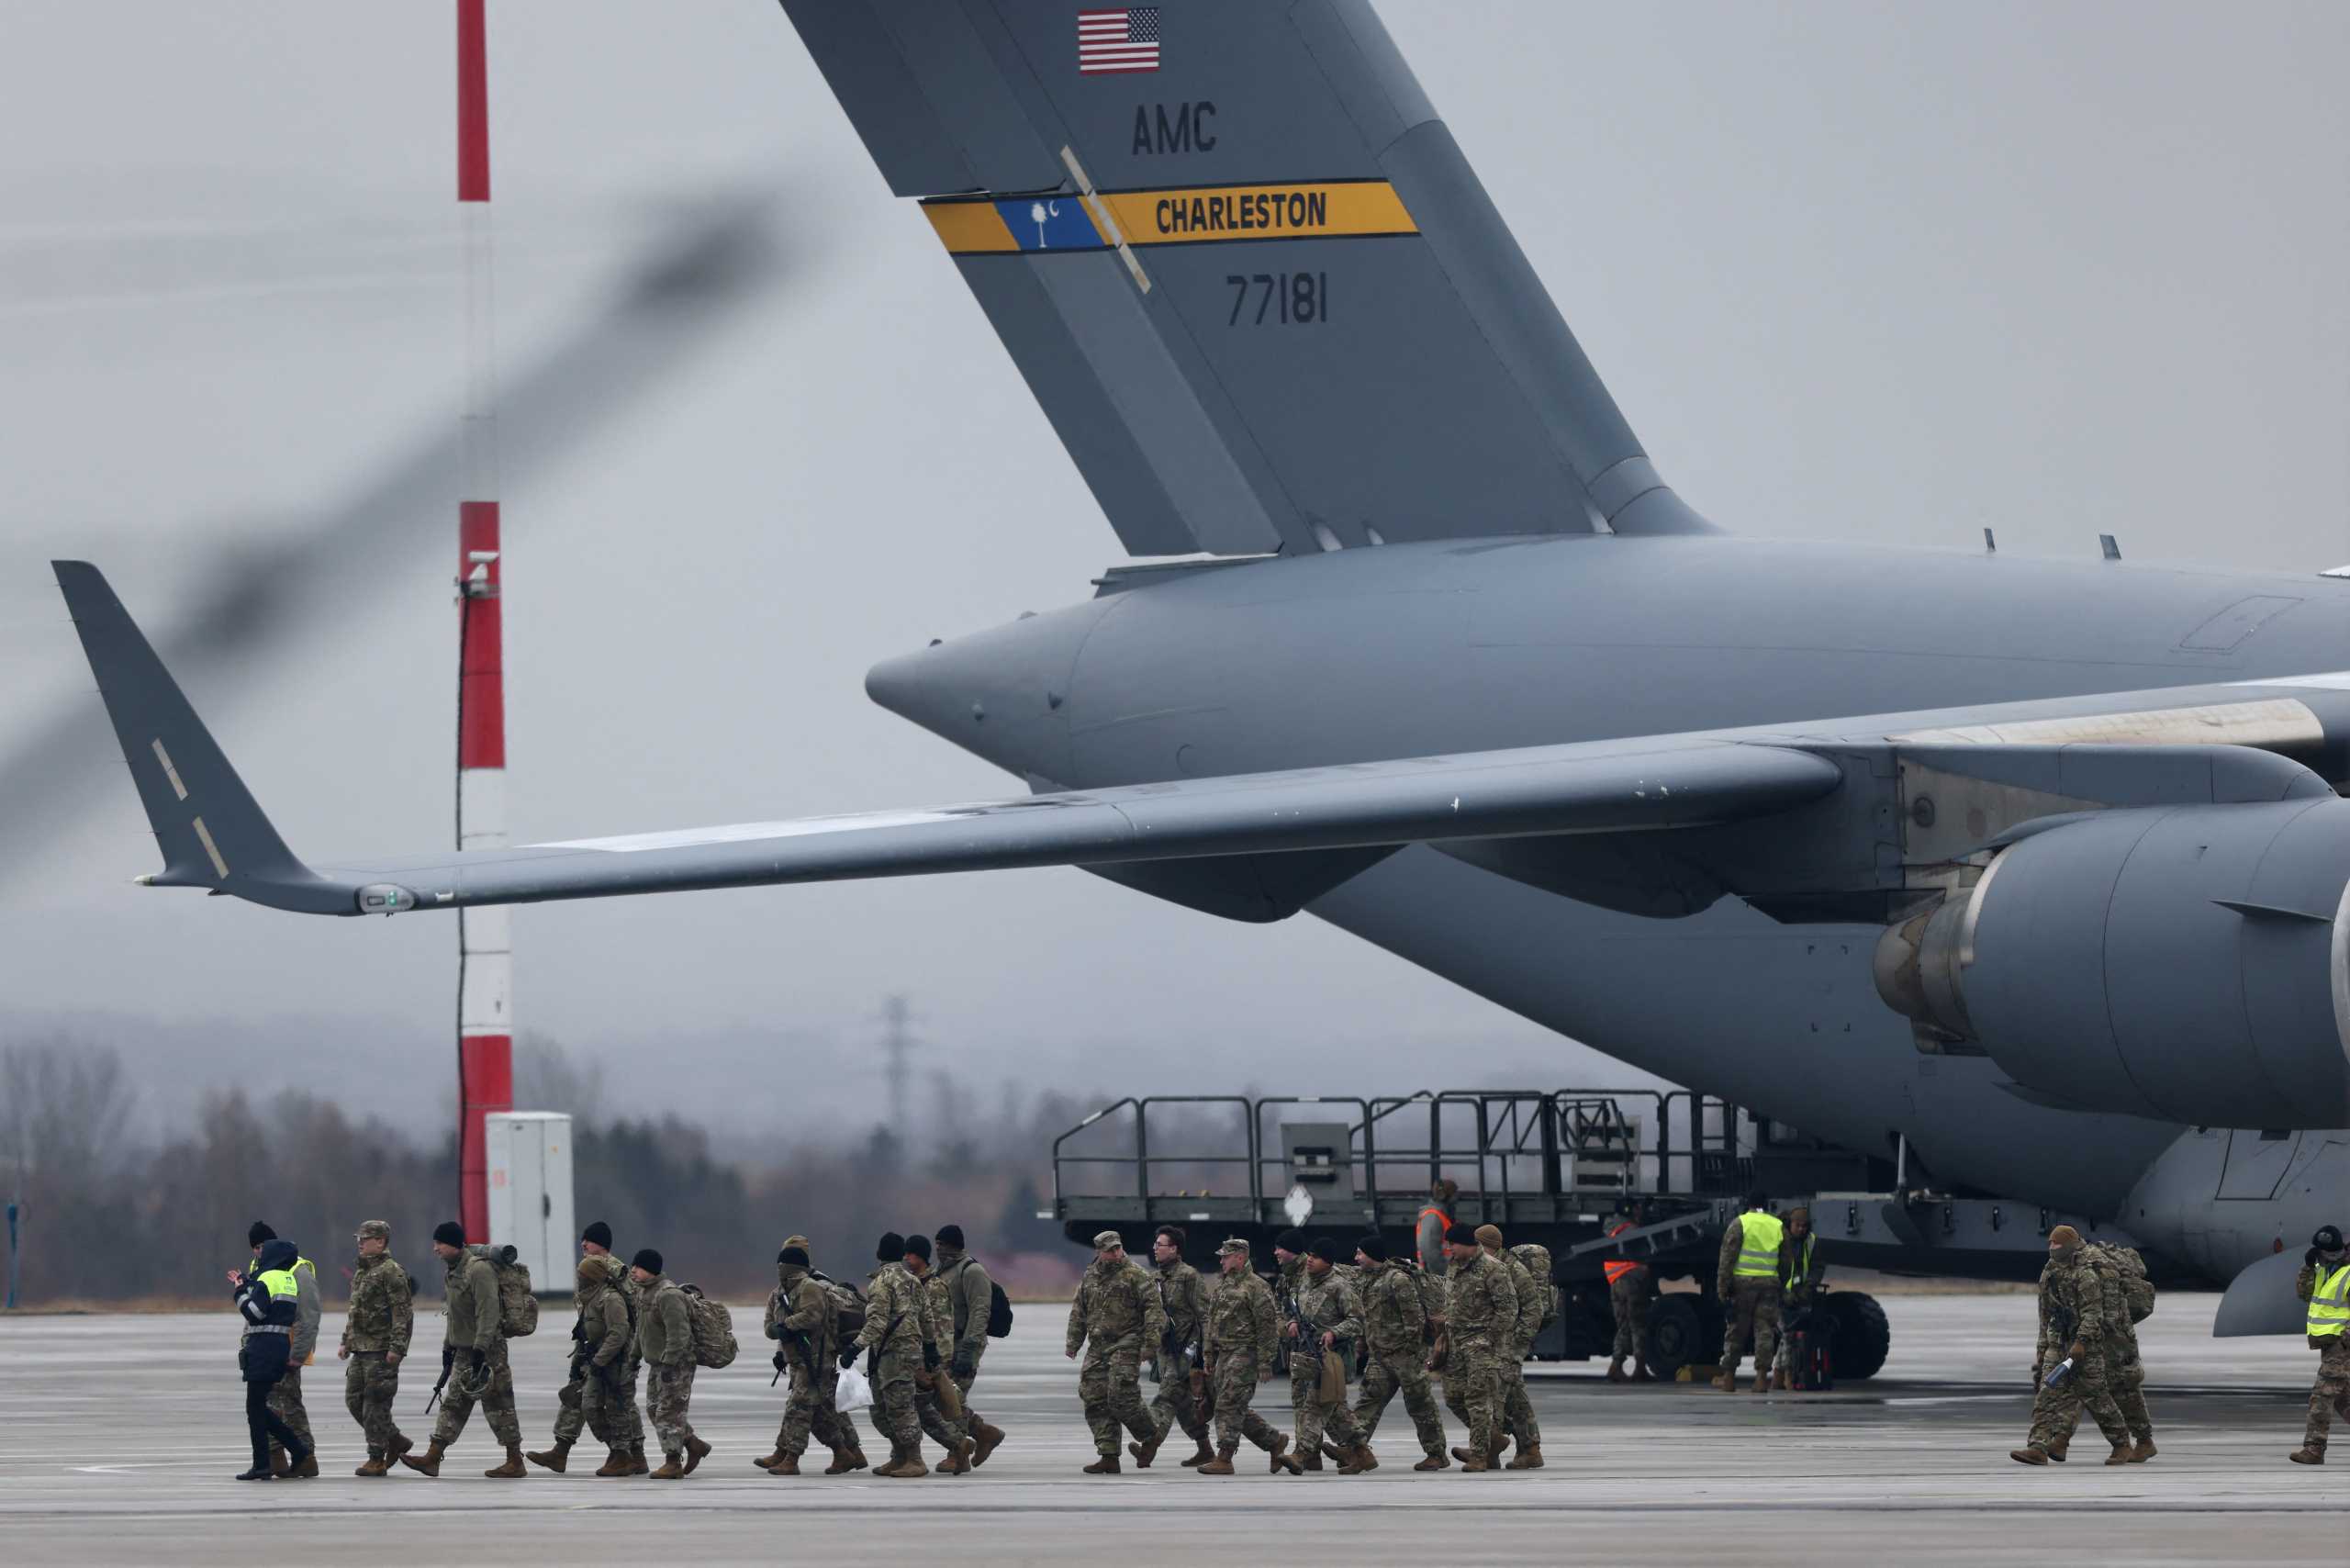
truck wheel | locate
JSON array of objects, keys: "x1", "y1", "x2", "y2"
[
  {"x1": 1820, "y1": 1291, "x2": 1891, "y2": 1380},
  {"x1": 1644, "y1": 1295, "x2": 1705, "y2": 1379}
]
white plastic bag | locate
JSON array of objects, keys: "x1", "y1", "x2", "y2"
[{"x1": 836, "y1": 1364, "x2": 873, "y2": 1414}]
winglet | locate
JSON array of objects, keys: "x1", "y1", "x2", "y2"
[{"x1": 52, "y1": 562, "x2": 352, "y2": 914}]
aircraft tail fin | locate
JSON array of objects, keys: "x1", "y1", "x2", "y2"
[
  {"x1": 53, "y1": 562, "x2": 341, "y2": 912},
  {"x1": 780, "y1": 0, "x2": 1712, "y2": 556}
]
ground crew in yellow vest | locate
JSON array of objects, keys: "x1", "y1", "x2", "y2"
[
  {"x1": 1197, "y1": 1238, "x2": 1290, "y2": 1475},
  {"x1": 1715, "y1": 1195, "x2": 1785, "y2": 1393},
  {"x1": 336, "y1": 1219, "x2": 413, "y2": 1475},
  {"x1": 1135, "y1": 1224, "x2": 1211, "y2": 1469},
  {"x1": 758, "y1": 1244, "x2": 866, "y2": 1476},
  {"x1": 1772, "y1": 1205, "x2": 1825, "y2": 1390},
  {"x1": 932, "y1": 1224, "x2": 1008, "y2": 1470},
  {"x1": 2292, "y1": 1225, "x2": 2350, "y2": 1464},
  {"x1": 1067, "y1": 1229, "x2": 1167, "y2": 1474},
  {"x1": 634, "y1": 1249, "x2": 712, "y2": 1479},
  {"x1": 1348, "y1": 1234, "x2": 1449, "y2": 1470},
  {"x1": 570, "y1": 1219, "x2": 647, "y2": 1473},
  {"x1": 397, "y1": 1222, "x2": 526, "y2": 1478},
  {"x1": 229, "y1": 1238, "x2": 314, "y2": 1482},
  {"x1": 528, "y1": 1253, "x2": 638, "y2": 1476},
  {"x1": 246, "y1": 1221, "x2": 319, "y2": 1476},
  {"x1": 1480, "y1": 1224, "x2": 1545, "y2": 1468}
]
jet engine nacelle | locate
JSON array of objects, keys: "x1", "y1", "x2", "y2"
[{"x1": 1875, "y1": 798, "x2": 2350, "y2": 1128}]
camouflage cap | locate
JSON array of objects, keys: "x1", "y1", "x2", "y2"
[
  {"x1": 1216, "y1": 1237, "x2": 1252, "y2": 1256},
  {"x1": 354, "y1": 1219, "x2": 391, "y2": 1242},
  {"x1": 1091, "y1": 1229, "x2": 1125, "y2": 1250}
]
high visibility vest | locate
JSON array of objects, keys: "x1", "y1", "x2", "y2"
[
  {"x1": 1416, "y1": 1206, "x2": 1451, "y2": 1269},
  {"x1": 1732, "y1": 1211, "x2": 1785, "y2": 1281},
  {"x1": 1784, "y1": 1233, "x2": 1815, "y2": 1289},
  {"x1": 2309, "y1": 1265, "x2": 2350, "y2": 1339},
  {"x1": 1603, "y1": 1222, "x2": 1642, "y2": 1285},
  {"x1": 257, "y1": 1267, "x2": 299, "y2": 1303}
]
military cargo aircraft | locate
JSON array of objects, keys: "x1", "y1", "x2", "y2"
[{"x1": 53, "y1": 2, "x2": 2348, "y2": 1332}]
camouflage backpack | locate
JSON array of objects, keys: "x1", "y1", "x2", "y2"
[
  {"x1": 678, "y1": 1282, "x2": 738, "y2": 1369},
  {"x1": 466, "y1": 1243, "x2": 539, "y2": 1338},
  {"x1": 1509, "y1": 1243, "x2": 1558, "y2": 1329},
  {"x1": 2087, "y1": 1241, "x2": 2155, "y2": 1324},
  {"x1": 1393, "y1": 1256, "x2": 1446, "y2": 1340},
  {"x1": 810, "y1": 1270, "x2": 867, "y2": 1336}
]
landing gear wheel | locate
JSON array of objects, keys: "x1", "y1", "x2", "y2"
[
  {"x1": 1818, "y1": 1291, "x2": 1890, "y2": 1381},
  {"x1": 1644, "y1": 1295, "x2": 1706, "y2": 1379}
]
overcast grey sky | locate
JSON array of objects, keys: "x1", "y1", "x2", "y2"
[{"x1": 3, "y1": 3, "x2": 2344, "y2": 1136}]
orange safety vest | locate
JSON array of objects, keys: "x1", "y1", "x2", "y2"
[
  {"x1": 1416, "y1": 1206, "x2": 1451, "y2": 1269},
  {"x1": 1602, "y1": 1221, "x2": 1645, "y2": 1284}
]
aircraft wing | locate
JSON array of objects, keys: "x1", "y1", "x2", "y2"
[{"x1": 54, "y1": 561, "x2": 1841, "y2": 916}]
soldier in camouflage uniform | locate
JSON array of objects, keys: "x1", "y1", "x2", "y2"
[
  {"x1": 757, "y1": 1244, "x2": 864, "y2": 1475},
  {"x1": 529, "y1": 1253, "x2": 638, "y2": 1475},
  {"x1": 634, "y1": 1249, "x2": 711, "y2": 1479},
  {"x1": 1440, "y1": 1222, "x2": 1516, "y2": 1472},
  {"x1": 896, "y1": 1235, "x2": 976, "y2": 1473},
  {"x1": 1198, "y1": 1238, "x2": 1289, "y2": 1475},
  {"x1": 572, "y1": 1221, "x2": 646, "y2": 1473},
  {"x1": 1348, "y1": 1235, "x2": 1448, "y2": 1470},
  {"x1": 1276, "y1": 1238, "x2": 1371, "y2": 1474},
  {"x1": 932, "y1": 1225, "x2": 1007, "y2": 1470},
  {"x1": 336, "y1": 1219, "x2": 412, "y2": 1476},
  {"x1": 1066, "y1": 1230, "x2": 1167, "y2": 1474},
  {"x1": 400, "y1": 1221, "x2": 526, "y2": 1479},
  {"x1": 1479, "y1": 1225, "x2": 1546, "y2": 1469},
  {"x1": 1135, "y1": 1225, "x2": 1211, "y2": 1468},
  {"x1": 2012, "y1": 1226, "x2": 2132, "y2": 1464},
  {"x1": 858, "y1": 1232, "x2": 946, "y2": 1479},
  {"x1": 2291, "y1": 1225, "x2": 2350, "y2": 1464},
  {"x1": 2080, "y1": 1241, "x2": 2154, "y2": 1461}
]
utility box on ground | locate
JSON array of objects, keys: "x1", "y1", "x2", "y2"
[{"x1": 486, "y1": 1112, "x2": 574, "y2": 1295}]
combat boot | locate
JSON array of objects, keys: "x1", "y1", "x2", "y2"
[
  {"x1": 1711, "y1": 1371, "x2": 1736, "y2": 1392},
  {"x1": 2127, "y1": 1437, "x2": 2157, "y2": 1463},
  {"x1": 1320, "y1": 1440, "x2": 1348, "y2": 1463},
  {"x1": 293, "y1": 1451, "x2": 319, "y2": 1479},
  {"x1": 269, "y1": 1450, "x2": 292, "y2": 1478},
  {"x1": 594, "y1": 1447, "x2": 632, "y2": 1477},
  {"x1": 1270, "y1": 1447, "x2": 1304, "y2": 1475},
  {"x1": 768, "y1": 1454, "x2": 800, "y2": 1475},
  {"x1": 1413, "y1": 1451, "x2": 1449, "y2": 1472},
  {"x1": 947, "y1": 1435, "x2": 977, "y2": 1473},
  {"x1": 386, "y1": 1434, "x2": 414, "y2": 1467},
  {"x1": 648, "y1": 1453, "x2": 685, "y2": 1480},
  {"x1": 682, "y1": 1434, "x2": 711, "y2": 1475},
  {"x1": 2289, "y1": 1447, "x2": 2325, "y2": 1464},
  {"x1": 1606, "y1": 1359, "x2": 1628, "y2": 1383},
  {"x1": 1300, "y1": 1445, "x2": 1323, "y2": 1472},
  {"x1": 2045, "y1": 1434, "x2": 2069, "y2": 1462},
  {"x1": 627, "y1": 1446, "x2": 649, "y2": 1475},
  {"x1": 2009, "y1": 1447, "x2": 2050, "y2": 1465},
  {"x1": 1460, "y1": 1453, "x2": 1492, "y2": 1473},
  {"x1": 1081, "y1": 1452, "x2": 1121, "y2": 1474},
  {"x1": 1128, "y1": 1431, "x2": 1164, "y2": 1468},
  {"x1": 753, "y1": 1449, "x2": 785, "y2": 1471},
  {"x1": 485, "y1": 1445, "x2": 527, "y2": 1478},
  {"x1": 824, "y1": 1443, "x2": 869, "y2": 1475},
  {"x1": 1266, "y1": 1430, "x2": 1292, "y2": 1473},
  {"x1": 354, "y1": 1453, "x2": 388, "y2": 1478},
  {"x1": 397, "y1": 1439, "x2": 447, "y2": 1477},
  {"x1": 2103, "y1": 1443, "x2": 2133, "y2": 1465},
  {"x1": 1199, "y1": 1450, "x2": 1237, "y2": 1475},
  {"x1": 1773, "y1": 1369, "x2": 1794, "y2": 1391},
  {"x1": 526, "y1": 1439, "x2": 571, "y2": 1473},
  {"x1": 1179, "y1": 1437, "x2": 1214, "y2": 1467},
  {"x1": 1506, "y1": 1443, "x2": 1543, "y2": 1470},
  {"x1": 1450, "y1": 1445, "x2": 1482, "y2": 1463},
  {"x1": 969, "y1": 1422, "x2": 1006, "y2": 1468},
  {"x1": 1337, "y1": 1444, "x2": 1378, "y2": 1474},
  {"x1": 886, "y1": 1444, "x2": 929, "y2": 1479},
  {"x1": 1750, "y1": 1372, "x2": 1771, "y2": 1394}
]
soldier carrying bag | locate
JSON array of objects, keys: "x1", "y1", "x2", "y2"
[{"x1": 467, "y1": 1242, "x2": 539, "y2": 1338}]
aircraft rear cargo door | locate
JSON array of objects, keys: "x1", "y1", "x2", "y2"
[{"x1": 2216, "y1": 1128, "x2": 2299, "y2": 1199}]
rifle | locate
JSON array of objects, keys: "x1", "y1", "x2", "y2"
[{"x1": 423, "y1": 1344, "x2": 454, "y2": 1416}]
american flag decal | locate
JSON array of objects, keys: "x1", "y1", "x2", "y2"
[{"x1": 1079, "y1": 7, "x2": 1159, "y2": 74}]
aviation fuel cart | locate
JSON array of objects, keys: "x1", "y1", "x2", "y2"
[{"x1": 1050, "y1": 1090, "x2": 2122, "y2": 1381}]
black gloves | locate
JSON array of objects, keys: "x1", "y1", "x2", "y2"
[
  {"x1": 442, "y1": 1344, "x2": 456, "y2": 1370},
  {"x1": 765, "y1": 1322, "x2": 784, "y2": 1340},
  {"x1": 772, "y1": 1350, "x2": 791, "y2": 1374},
  {"x1": 922, "y1": 1340, "x2": 941, "y2": 1372},
  {"x1": 950, "y1": 1352, "x2": 975, "y2": 1381},
  {"x1": 468, "y1": 1348, "x2": 487, "y2": 1376},
  {"x1": 839, "y1": 1344, "x2": 860, "y2": 1370},
  {"x1": 2310, "y1": 1247, "x2": 2323, "y2": 1267}
]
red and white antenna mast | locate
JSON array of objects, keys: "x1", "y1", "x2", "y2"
[{"x1": 453, "y1": 0, "x2": 511, "y2": 1243}]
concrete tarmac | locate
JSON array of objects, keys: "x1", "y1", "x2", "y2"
[{"x1": 0, "y1": 1292, "x2": 2340, "y2": 1565}]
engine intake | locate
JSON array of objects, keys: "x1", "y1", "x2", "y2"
[{"x1": 1874, "y1": 798, "x2": 2350, "y2": 1127}]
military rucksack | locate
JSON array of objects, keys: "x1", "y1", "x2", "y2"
[
  {"x1": 811, "y1": 1270, "x2": 867, "y2": 1336},
  {"x1": 987, "y1": 1278, "x2": 1014, "y2": 1338},
  {"x1": 467, "y1": 1243, "x2": 539, "y2": 1338},
  {"x1": 1394, "y1": 1257, "x2": 1446, "y2": 1340},
  {"x1": 2087, "y1": 1241, "x2": 2155, "y2": 1324},
  {"x1": 1509, "y1": 1243, "x2": 1558, "y2": 1330},
  {"x1": 678, "y1": 1282, "x2": 738, "y2": 1369}
]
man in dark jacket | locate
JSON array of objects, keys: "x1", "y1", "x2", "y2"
[{"x1": 229, "y1": 1238, "x2": 313, "y2": 1481}]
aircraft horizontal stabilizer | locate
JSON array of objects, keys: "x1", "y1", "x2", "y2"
[{"x1": 53, "y1": 562, "x2": 1841, "y2": 918}]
